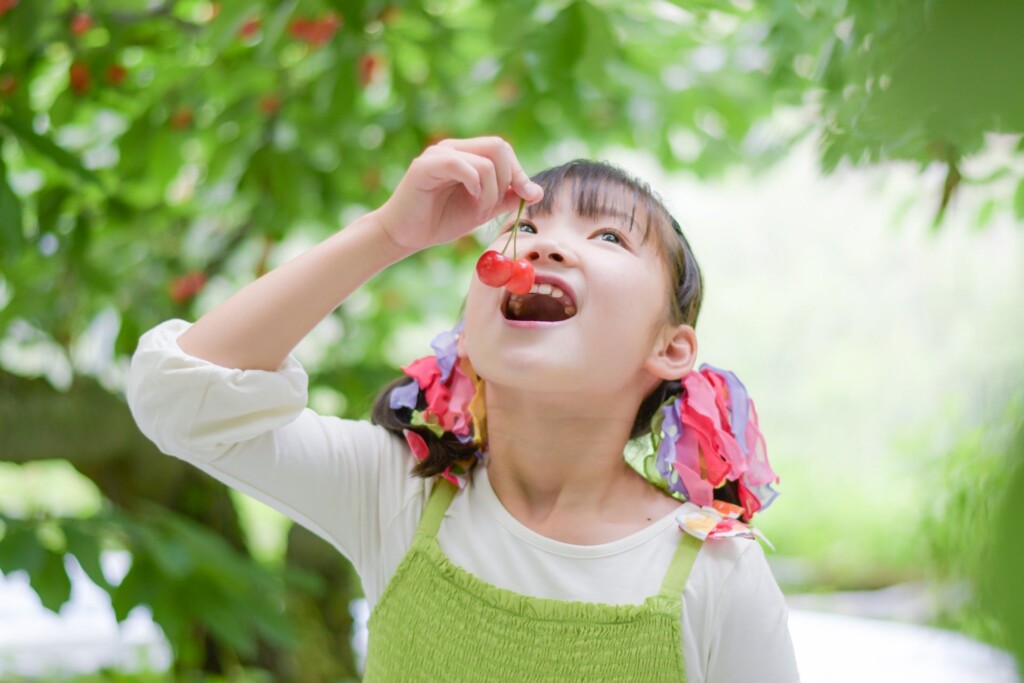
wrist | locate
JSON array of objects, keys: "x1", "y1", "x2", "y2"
[{"x1": 358, "y1": 209, "x2": 418, "y2": 264}]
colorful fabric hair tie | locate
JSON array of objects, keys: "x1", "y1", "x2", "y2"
[
  {"x1": 624, "y1": 365, "x2": 780, "y2": 546},
  {"x1": 389, "y1": 321, "x2": 487, "y2": 488},
  {"x1": 392, "y1": 325, "x2": 779, "y2": 546}
]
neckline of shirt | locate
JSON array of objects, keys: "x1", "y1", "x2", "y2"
[{"x1": 466, "y1": 467, "x2": 685, "y2": 559}]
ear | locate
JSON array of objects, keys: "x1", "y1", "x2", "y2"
[{"x1": 644, "y1": 323, "x2": 697, "y2": 381}]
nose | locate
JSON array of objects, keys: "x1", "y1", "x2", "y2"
[{"x1": 524, "y1": 239, "x2": 573, "y2": 265}]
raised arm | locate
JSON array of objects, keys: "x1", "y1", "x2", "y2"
[{"x1": 178, "y1": 136, "x2": 543, "y2": 371}]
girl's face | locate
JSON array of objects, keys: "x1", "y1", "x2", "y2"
[{"x1": 462, "y1": 188, "x2": 682, "y2": 397}]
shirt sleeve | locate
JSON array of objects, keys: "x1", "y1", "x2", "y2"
[
  {"x1": 125, "y1": 319, "x2": 427, "y2": 578},
  {"x1": 703, "y1": 540, "x2": 801, "y2": 682}
]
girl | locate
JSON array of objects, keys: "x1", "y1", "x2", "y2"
[{"x1": 128, "y1": 137, "x2": 799, "y2": 681}]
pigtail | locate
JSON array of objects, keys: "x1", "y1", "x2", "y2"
[
  {"x1": 372, "y1": 376, "x2": 481, "y2": 480},
  {"x1": 631, "y1": 378, "x2": 746, "y2": 517}
]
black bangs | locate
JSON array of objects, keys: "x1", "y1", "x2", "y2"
[{"x1": 524, "y1": 160, "x2": 669, "y2": 245}]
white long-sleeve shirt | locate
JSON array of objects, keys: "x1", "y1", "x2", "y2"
[{"x1": 127, "y1": 319, "x2": 800, "y2": 682}]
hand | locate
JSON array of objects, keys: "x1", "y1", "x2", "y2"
[{"x1": 371, "y1": 137, "x2": 544, "y2": 255}]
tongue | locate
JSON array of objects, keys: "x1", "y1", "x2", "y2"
[{"x1": 513, "y1": 294, "x2": 570, "y2": 322}]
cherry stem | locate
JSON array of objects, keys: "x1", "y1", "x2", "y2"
[{"x1": 499, "y1": 198, "x2": 527, "y2": 259}]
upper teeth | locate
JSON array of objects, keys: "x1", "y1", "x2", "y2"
[
  {"x1": 532, "y1": 283, "x2": 563, "y2": 298},
  {"x1": 507, "y1": 282, "x2": 576, "y2": 317}
]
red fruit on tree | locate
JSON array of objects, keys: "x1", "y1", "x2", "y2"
[
  {"x1": 69, "y1": 62, "x2": 92, "y2": 95},
  {"x1": 475, "y1": 250, "x2": 513, "y2": 287},
  {"x1": 259, "y1": 93, "x2": 281, "y2": 116},
  {"x1": 287, "y1": 17, "x2": 311, "y2": 40},
  {"x1": 70, "y1": 12, "x2": 92, "y2": 36},
  {"x1": 358, "y1": 54, "x2": 381, "y2": 87},
  {"x1": 0, "y1": 74, "x2": 17, "y2": 98},
  {"x1": 362, "y1": 167, "x2": 381, "y2": 191},
  {"x1": 238, "y1": 17, "x2": 261, "y2": 39},
  {"x1": 495, "y1": 79, "x2": 519, "y2": 103},
  {"x1": 106, "y1": 64, "x2": 127, "y2": 86},
  {"x1": 321, "y1": 12, "x2": 342, "y2": 32},
  {"x1": 423, "y1": 131, "x2": 449, "y2": 149},
  {"x1": 289, "y1": 12, "x2": 341, "y2": 47},
  {"x1": 169, "y1": 271, "x2": 207, "y2": 304},
  {"x1": 170, "y1": 106, "x2": 194, "y2": 130},
  {"x1": 506, "y1": 259, "x2": 535, "y2": 295},
  {"x1": 0, "y1": 0, "x2": 18, "y2": 17},
  {"x1": 378, "y1": 6, "x2": 400, "y2": 24}
]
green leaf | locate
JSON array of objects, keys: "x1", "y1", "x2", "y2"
[
  {"x1": 0, "y1": 155, "x2": 25, "y2": 259},
  {"x1": 1014, "y1": 178, "x2": 1024, "y2": 220},
  {"x1": 64, "y1": 523, "x2": 113, "y2": 593},
  {"x1": 135, "y1": 524, "x2": 192, "y2": 578},
  {"x1": 30, "y1": 550, "x2": 72, "y2": 613},
  {"x1": 204, "y1": 1, "x2": 260, "y2": 53},
  {"x1": 0, "y1": 523, "x2": 45, "y2": 574},
  {"x1": 529, "y1": 1, "x2": 586, "y2": 91},
  {"x1": 0, "y1": 116, "x2": 103, "y2": 187},
  {"x1": 577, "y1": 2, "x2": 617, "y2": 82},
  {"x1": 193, "y1": 585, "x2": 258, "y2": 656},
  {"x1": 111, "y1": 555, "x2": 158, "y2": 622},
  {"x1": 0, "y1": 0, "x2": 46, "y2": 62},
  {"x1": 974, "y1": 199, "x2": 997, "y2": 230}
]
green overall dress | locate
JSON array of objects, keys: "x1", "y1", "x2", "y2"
[{"x1": 363, "y1": 479, "x2": 702, "y2": 682}]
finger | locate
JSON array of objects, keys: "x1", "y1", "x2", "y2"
[
  {"x1": 512, "y1": 164, "x2": 544, "y2": 205},
  {"x1": 417, "y1": 147, "x2": 483, "y2": 197},
  {"x1": 461, "y1": 151, "x2": 501, "y2": 216},
  {"x1": 437, "y1": 137, "x2": 509, "y2": 193},
  {"x1": 439, "y1": 137, "x2": 542, "y2": 203}
]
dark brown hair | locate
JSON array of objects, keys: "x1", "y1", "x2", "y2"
[{"x1": 371, "y1": 160, "x2": 739, "y2": 504}]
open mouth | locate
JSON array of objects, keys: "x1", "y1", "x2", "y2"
[{"x1": 502, "y1": 280, "x2": 577, "y2": 323}]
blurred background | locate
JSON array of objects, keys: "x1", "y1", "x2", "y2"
[{"x1": 1, "y1": 0, "x2": 1022, "y2": 681}]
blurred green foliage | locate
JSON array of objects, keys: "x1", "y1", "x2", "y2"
[
  {"x1": 0, "y1": 505, "x2": 312, "y2": 667},
  {"x1": 921, "y1": 390, "x2": 1023, "y2": 645},
  {"x1": 1, "y1": 0, "x2": 1023, "y2": 678},
  {"x1": 980, "y1": 424, "x2": 1024, "y2": 669}
]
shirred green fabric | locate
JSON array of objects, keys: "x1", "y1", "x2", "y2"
[{"x1": 363, "y1": 479, "x2": 701, "y2": 682}]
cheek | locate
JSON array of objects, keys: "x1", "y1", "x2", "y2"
[{"x1": 596, "y1": 278, "x2": 671, "y2": 349}]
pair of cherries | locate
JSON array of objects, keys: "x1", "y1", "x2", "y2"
[{"x1": 474, "y1": 198, "x2": 536, "y2": 294}]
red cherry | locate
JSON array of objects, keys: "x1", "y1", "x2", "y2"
[
  {"x1": 423, "y1": 131, "x2": 449, "y2": 149},
  {"x1": 495, "y1": 79, "x2": 519, "y2": 103},
  {"x1": 362, "y1": 167, "x2": 381, "y2": 191},
  {"x1": 169, "y1": 271, "x2": 207, "y2": 303},
  {"x1": 506, "y1": 259, "x2": 535, "y2": 294},
  {"x1": 238, "y1": 17, "x2": 261, "y2": 39},
  {"x1": 70, "y1": 13, "x2": 92, "y2": 36},
  {"x1": 378, "y1": 6, "x2": 400, "y2": 24},
  {"x1": 289, "y1": 12, "x2": 341, "y2": 46},
  {"x1": 259, "y1": 93, "x2": 281, "y2": 115},
  {"x1": 358, "y1": 54, "x2": 381, "y2": 87},
  {"x1": 170, "y1": 106, "x2": 194, "y2": 130},
  {"x1": 475, "y1": 250, "x2": 512, "y2": 287},
  {"x1": 106, "y1": 63, "x2": 127, "y2": 86},
  {"x1": 69, "y1": 62, "x2": 92, "y2": 95},
  {"x1": 0, "y1": 0, "x2": 18, "y2": 18},
  {"x1": 0, "y1": 74, "x2": 17, "y2": 98}
]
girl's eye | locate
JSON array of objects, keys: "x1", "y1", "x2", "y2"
[
  {"x1": 516, "y1": 222, "x2": 537, "y2": 234},
  {"x1": 597, "y1": 230, "x2": 623, "y2": 244}
]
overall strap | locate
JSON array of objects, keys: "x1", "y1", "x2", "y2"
[
  {"x1": 416, "y1": 478, "x2": 459, "y2": 539},
  {"x1": 658, "y1": 532, "x2": 703, "y2": 598}
]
